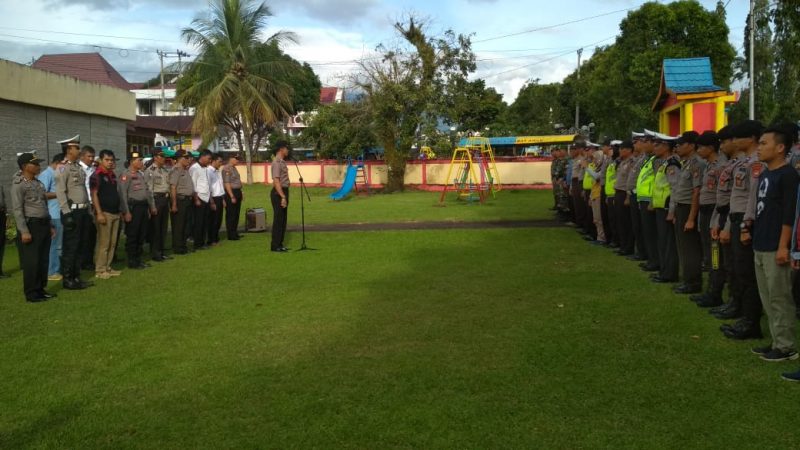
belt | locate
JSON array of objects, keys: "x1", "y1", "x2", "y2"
[
  {"x1": 154, "y1": 192, "x2": 169, "y2": 197},
  {"x1": 26, "y1": 217, "x2": 51, "y2": 224},
  {"x1": 129, "y1": 200, "x2": 148, "y2": 205},
  {"x1": 70, "y1": 203, "x2": 90, "y2": 210},
  {"x1": 232, "y1": 187, "x2": 243, "y2": 191},
  {"x1": 177, "y1": 195, "x2": 192, "y2": 200},
  {"x1": 700, "y1": 204, "x2": 716, "y2": 212}
]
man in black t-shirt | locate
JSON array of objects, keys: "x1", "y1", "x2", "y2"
[
  {"x1": 752, "y1": 124, "x2": 800, "y2": 363},
  {"x1": 90, "y1": 149, "x2": 123, "y2": 279}
]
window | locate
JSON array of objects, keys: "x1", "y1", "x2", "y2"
[{"x1": 138, "y1": 100, "x2": 154, "y2": 116}]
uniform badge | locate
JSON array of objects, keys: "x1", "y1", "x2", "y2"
[{"x1": 752, "y1": 163, "x2": 762, "y2": 179}]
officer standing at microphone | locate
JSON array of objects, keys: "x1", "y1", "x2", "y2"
[{"x1": 271, "y1": 141, "x2": 291, "y2": 253}]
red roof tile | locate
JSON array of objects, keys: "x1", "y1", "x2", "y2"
[
  {"x1": 32, "y1": 53, "x2": 136, "y2": 91},
  {"x1": 320, "y1": 87, "x2": 340, "y2": 105}
]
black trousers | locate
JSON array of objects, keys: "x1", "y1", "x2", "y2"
[
  {"x1": 171, "y1": 197, "x2": 192, "y2": 254},
  {"x1": 655, "y1": 208, "x2": 679, "y2": 281},
  {"x1": 729, "y1": 213, "x2": 762, "y2": 324},
  {"x1": 125, "y1": 202, "x2": 149, "y2": 266},
  {"x1": 225, "y1": 188, "x2": 243, "y2": 239},
  {"x1": 80, "y1": 218, "x2": 96, "y2": 269},
  {"x1": 570, "y1": 180, "x2": 587, "y2": 231},
  {"x1": 698, "y1": 205, "x2": 715, "y2": 271},
  {"x1": 61, "y1": 208, "x2": 90, "y2": 280},
  {"x1": 614, "y1": 190, "x2": 633, "y2": 254},
  {"x1": 150, "y1": 194, "x2": 170, "y2": 258},
  {"x1": 193, "y1": 200, "x2": 210, "y2": 248},
  {"x1": 711, "y1": 208, "x2": 733, "y2": 302},
  {"x1": 17, "y1": 218, "x2": 51, "y2": 299},
  {"x1": 604, "y1": 192, "x2": 617, "y2": 246},
  {"x1": 208, "y1": 196, "x2": 224, "y2": 244},
  {"x1": 629, "y1": 193, "x2": 646, "y2": 259},
  {"x1": 271, "y1": 187, "x2": 289, "y2": 250},
  {"x1": 639, "y1": 201, "x2": 659, "y2": 270},
  {"x1": 674, "y1": 203, "x2": 703, "y2": 288},
  {"x1": 0, "y1": 210, "x2": 6, "y2": 274}
]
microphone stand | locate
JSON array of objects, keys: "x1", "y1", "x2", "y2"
[{"x1": 293, "y1": 159, "x2": 316, "y2": 251}]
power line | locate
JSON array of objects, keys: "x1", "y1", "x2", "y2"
[
  {"x1": 473, "y1": 6, "x2": 640, "y2": 44},
  {"x1": 0, "y1": 32, "x2": 190, "y2": 55},
  {"x1": 0, "y1": 26, "x2": 184, "y2": 44}
]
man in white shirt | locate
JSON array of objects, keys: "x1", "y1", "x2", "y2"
[
  {"x1": 207, "y1": 154, "x2": 225, "y2": 245},
  {"x1": 189, "y1": 149, "x2": 212, "y2": 250},
  {"x1": 78, "y1": 146, "x2": 97, "y2": 269}
]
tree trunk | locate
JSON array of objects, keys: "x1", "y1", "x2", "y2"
[
  {"x1": 242, "y1": 120, "x2": 254, "y2": 185},
  {"x1": 383, "y1": 139, "x2": 406, "y2": 192}
]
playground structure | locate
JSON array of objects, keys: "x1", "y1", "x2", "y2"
[
  {"x1": 330, "y1": 156, "x2": 371, "y2": 200},
  {"x1": 439, "y1": 137, "x2": 501, "y2": 204}
]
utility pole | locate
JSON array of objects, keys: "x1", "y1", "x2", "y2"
[
  {"x1": 575, "y1": 48, "x2": 583, "y2": 131},
  {"x1": 157, "y1": 50, "x2": 166, "y2": 115},
  {"x1": 748, "y1": 0, "x2": 755, "y2": 120},
  {"x1": 176, "y1": 50, "x2": 189, "y2": 115}
]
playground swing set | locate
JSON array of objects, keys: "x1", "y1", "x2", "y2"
[
  {"x1": 330, "y1": 156, "x2": 371, "y2": 201},
  {"x1": 439, "y1": 137, "x2": 501, "y2": 205}
]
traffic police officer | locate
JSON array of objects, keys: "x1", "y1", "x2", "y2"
[
  {"x1": 120, "y1": 153, "x2": 156, "y2": 269},
  {"x1": 635, "y1": 132, "x2": 659, "y2": 272},
  {"x1": 651, "y1": 133, "x2": 681, "y2": 284},
  {"x1": 626, "y1": 132, "x2": 648, "y2": 261},
  {"x1": 12, "y1": 153, "x2": 56, "y2": 302},
  {"x1": 222, "y1": 154, "x2": 244, "y2": 240},
  {"x1": 169, "y1": 150, "x2": 195, "y2": 254},
  {"x1": 720, "y1": 120, "x2": 765, "y2": 340},
  {"x1": 614, "y1": 141, "x2": 635, "y2": 256},
  {"x1": 145, "y1": 150, "x2": 172, "y2": 261},
  {"x1": 671, "y1": 131, "x2": 706, "y2": 294},
  {"x1": 55, "y1": 140, "x2": 93, "y2": 290}
]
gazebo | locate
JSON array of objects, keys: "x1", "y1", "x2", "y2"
[{"x1": 652, "y1": 57, "x2": 737, "y2": 136}]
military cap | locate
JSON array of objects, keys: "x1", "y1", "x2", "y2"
[
  {"x1": 717, "y1": 125, "x2": 733, "y2": 141},
  {"x1": 619, "y1": 140, "x2": 634, "y2": 149},
  {"x1": 173, "y1": 150, "x2": 191, "y2": 159},
  {"x1": 17, "y1": 153, "x2": 43, "y2": 168},
  {"x1": 731, "y1": 120, "x2": 764, "y2": 139},
  {"x1": 697, "y1": 131, "x2": 720, "y2": 147},
  {"x1": 128, "y1": 151, "x2": 143, "y2": 162},
  {"x1": 676, "y1": 130, "x2": 700, "y2": 145}
]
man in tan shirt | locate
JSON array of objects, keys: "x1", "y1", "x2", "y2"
[{"x1": 271, "y1": 141, "x2": 290, "y2": 252}]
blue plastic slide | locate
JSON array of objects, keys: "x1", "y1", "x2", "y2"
[{"x1": 330, "y1": 164, "x2": 358, "y2": 200}]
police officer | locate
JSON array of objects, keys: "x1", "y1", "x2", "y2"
[
  {"x1": 671, "y1": 131, "x2": 706, "y2": 294},
  {"x1": 635, "y1": 133, "x2": 659, "y2": 272},
  {"x1": 11, "y1": 153, "x2": 56, "y2": 302},
  {"x1": 614, "y1": 141, "x2": 635, "y2": 256},
  {"x1": 626, "y1": 132, "x2": 648, "y2": 261},
  {"x1": 720, "y1": 120, "x2": 765, "y2": 340},
  {"x1": 570, "y1": 140, "x2": 590, "y2": 237},
  {"x1": 55, "y1": 141, "x2": 93, "y2": 290},
  {"x1": 170, "y1": 150, "x2": 195, "y2": 255},
  {"x1": 709, "y1": 126, "x2": 740, "y2": 319},
  {"x1": 222, "y1": 154, "x2": 245, "y2": 240},
  {"x1": 692, "y1": 131, "x2": 726, "y2": 307},
  {"x1": 651, "y1": 134, "x2": 681, "y2": 284},
  {"x1": 120, "y1": 152, "x2": 156, "y2": 269},
  {"x1": 271, "y1": 141, "x2": 291, "y2": 252},
  {"x1": 603, "y1": 142, "x2": 619, "y2": 247},
  {"x1": 145, "y1": 150, "x2": 172, "y2": 261}
]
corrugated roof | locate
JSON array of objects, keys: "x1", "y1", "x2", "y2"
[
  {"x1": 320, "y1": 87, "x2": 340, "y2": 105},
  {"x1": 662, "y1": 57, "x2": 722, "y2": 94},
  {"x1": 32, "y1": 53, "x2": 136, "y2": 91},
  {"x1": 131, "y1": 115, "x2": 195, "y2": 134}
]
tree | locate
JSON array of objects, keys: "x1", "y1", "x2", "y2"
[
  {"x1": 301, "y1": 101, "x2": 376, "y2": 159},
  {"x1": 771, "y1": 1, "x2": 800, "y2": 122},
  {"x1": 177, "y1": 0, "x2": 295, "y2": 184},
  {"x1": 441, "y1": 79, "x2": 506, "y2": 133},
  {"x1": 507, "y1": 79, "x2": 571, "y2": 135},
  {"x1": 561, "y1": 1, "x2": 735, "y2": 137},
  {"x1": 355, "y1": 17, "x2": 475, "y2": 192}
]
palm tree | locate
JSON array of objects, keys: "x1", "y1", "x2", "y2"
[{"x1": 179, "y1": 0, "x2": 295, "y2": 184}]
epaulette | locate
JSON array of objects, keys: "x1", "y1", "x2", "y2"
[
  {"x1": 12, "y1": 176, "x2": 22, "y2": 184},
  {"x1": 666, "y1": 157, "x2": 682, "y2": 169}
]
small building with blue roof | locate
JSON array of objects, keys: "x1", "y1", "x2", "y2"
[{"x1": 652, "y1": 57, "x2": 737, "y2": 136}]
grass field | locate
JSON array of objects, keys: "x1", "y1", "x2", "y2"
[{"x1": 1, "y1": 189, "x2": 798, "y2": 448}]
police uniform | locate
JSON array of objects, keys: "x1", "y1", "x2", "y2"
[
  {"x1": 709, "y1": 141, "x2": 739, "y2": 318},
  {"x1": 570, "y1": 149, "x2": 590, "y2": 235},
  {"x1": 613, "y1": 150, "x2": 635, "y2": 255},
  {"x1": 271, "y1": 154, "x2": 290, "y2": 251},
  {"x1": 11, "y1": 154, "x2": 53, "y2": 301},
  {"x1": 636, "y1": 151, "x2": 660, "y2": 271},
  {"x1": 55, "y1": 151, "x2": 92, "y2": 289},
  {"x1": 722, "y1": 120, "x2": 765, "y2": 339},
  {"x1": 694, "y1": 131, "x2": 727, "y2": 306},
  {"x1": 652, "y1": 147, "x2": 681, "y2": 283},
  {"x1": 604, "y1": 154, "x2": 618, "y2": 246},
  {"x1": 145, "y1": 156, "x2": 171, "y2": 260},
  {"x1": 169, "y1": 153, "x2": 195, "y2": 254},
  {"x1": 222, "y1": 160, "x2": 244, "y2": 240},
  {"x1": 120, "y1": 162, "x2": 155, "y2": 268},
  {"x1": 672, "y1": 148, "x2": 706, "y2": 293},
  {"x1": 627, "y1": 151, "x2": 647, "y2": 260}
]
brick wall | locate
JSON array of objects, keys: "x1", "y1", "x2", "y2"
[{"x1": 0, "y1": 99, "x2": 127, "y2": 194}]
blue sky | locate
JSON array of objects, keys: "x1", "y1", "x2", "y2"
[{"x1": 0, "y1": 0, "x2": 749, "y2": 102}]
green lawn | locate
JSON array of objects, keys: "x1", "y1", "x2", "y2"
[
  {"x1": 1, "y1": 191, "x2": 798, "y2": 448},
  {"x1": 239, "y1": 185, "x2": 555, "y2": 224}
]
